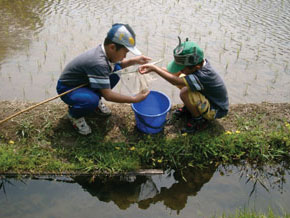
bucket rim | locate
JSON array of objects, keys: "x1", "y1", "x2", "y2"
[{"x1": 131, "y1": 90, "x2": 171, "y2": 118}]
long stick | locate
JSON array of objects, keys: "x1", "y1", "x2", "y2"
[
  {"x1": 0, "y1": 83, "x2": 87, "y2": 125},
  {"x1": 0, "y1": 59, "x2": 163, "y2": 125}
]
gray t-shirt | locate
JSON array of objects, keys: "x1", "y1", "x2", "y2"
[
  {"x1": 184, "y1": 59, "x2": 229, "y2": 113},
  {"x1": 59, "y1": 45, "x2": 112, "y2": 89}
]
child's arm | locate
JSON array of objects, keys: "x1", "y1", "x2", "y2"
[
  {"x1": 161, "y1": 67, "x2": 182, "y2": 77},
  {"x1": 139, "y1": 64, "x2": 185, "y2": 87},
  {"x1": 121, "y1": 55, "x2": 152, "y2": 68},
  {"x1": 100, "y1": 88, "x2": 149, "y2": 103}
]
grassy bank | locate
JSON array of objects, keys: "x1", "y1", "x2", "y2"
[
  {"x1": 218, "y1": 208, "x2": 290, "y2": 218},
  {"x1": 0, "y1": 101, "x2": 289, "y2": 175}
]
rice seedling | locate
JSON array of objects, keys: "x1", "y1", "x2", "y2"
[
  {"x1": 43, "y1": 51, "x2": 47, "y2": 63},
  {"x1": 8, "y1": 73, "x2": 12, "y2": 83},
  {"x1": 224, "y1": 29, "x2": 227, "y2": 36},
  {"x1": 256, "y1": 46, "x2": 260, "y2": 61},
  {"x1": 22, "y1": 88, "x2": 26, "y2": 100},
  {"x1": 45, "y1": 88, "x2": 50, "y2": 97},
  {"x1": 162, "y1": 40, "x2": 167, "y2": 59},
  {"x1": 273, "y1": 49, "x2": 277, "y2": 60},
  {"x1": 59, "y1": 59, "x2": 63, "y2": 71},
  {"x1": 272, "y1": 70, "x2": 279, "y2": 84},
  {"x1": 268, "y1": 63, "x2": 273, "y2": 71},
  {"x1": 225, "y1": 61, "x2": 229, "y2": 73},
  {"x1": 203, "y1": 42, "x2": 208, "y2": 53},
  {"x1": 29, "y1": 72, "x2": 33, "y2": 84},
  {"x1": 63, "y1": 50, "x2": 66, "y2": 63},
  {"x1": 26, "y1": 49, "x2": 30, "y2": 59},
  {"x1": 243, "y1": 83, "x2": 249, "y2": 96},
  {"x1": 17, "y1": 62, "x2": 21, "y2": 73},
  {"x1": 178, "y1": 24, "x2": 182, "y2": 35},
  {"x1": 37, "y1": 60, "x2": 42, "y2": 73},
  {"x1": 285, "y1": 63, "x2": 288, "y2": 73},
  {"x1": 51, "y1": 73, "x2": 55, "y2": 82},
  {"x1": 236, "y1": 48, "x2": 240, "y2": 61}
]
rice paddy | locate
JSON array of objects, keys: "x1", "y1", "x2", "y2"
[{"x1": 0, "y1": 0, "x2": 289, "y2": 103}]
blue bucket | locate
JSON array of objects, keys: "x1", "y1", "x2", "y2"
[{"x1": 132, "y1": 90, "x2": 171, "y2": 134}]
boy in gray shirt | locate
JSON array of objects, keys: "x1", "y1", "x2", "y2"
[
  {"x1": 139, "y1": 38, "x2": 229, "y2": 134},
  {"x1": 57, "y1": 23, "x2": 151, "y2": 135}
]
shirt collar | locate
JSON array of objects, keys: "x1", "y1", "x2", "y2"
[{"x1": 101, "y1": 43, "x2": 115, "y2": 71}]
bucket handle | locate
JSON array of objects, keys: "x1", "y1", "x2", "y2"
[{"x1": 136, "y1": 114, "x2": 167, "y2": 130}]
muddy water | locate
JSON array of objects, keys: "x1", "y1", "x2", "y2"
[
  {"x1": 1, "y1": 164, "x2": 290, "y2": 217},
  {"x1": 0, "y1": 0, "x2": 289, "y2": 104}
]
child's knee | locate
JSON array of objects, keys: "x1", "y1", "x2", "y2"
[
  {"x1": 71, "y1": 92, "x2": 99, "y2": 111},
  {"x1": 179, "y1": 87, "x2": 188, "y2": 101}
]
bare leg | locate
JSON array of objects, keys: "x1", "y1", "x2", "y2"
[{"x1": 180, "y1": 87, "x2": 201, "y2": 118}]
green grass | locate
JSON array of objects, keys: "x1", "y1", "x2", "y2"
[
  {"x1": 217, "y1": 208, "x2": 290, "y2": 218},
  {"x1": 0, "y1": 102, "x2": 290, "y2": 175}
]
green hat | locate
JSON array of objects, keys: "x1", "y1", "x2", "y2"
[{"x1": 167, "y1": 38, "x2": 204, "y2": 74}]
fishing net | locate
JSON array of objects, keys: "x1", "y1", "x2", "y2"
[{"x1": 115, "y1": 59, "x2": 163, "y2": 95}]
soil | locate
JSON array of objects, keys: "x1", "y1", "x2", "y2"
[{"x1": 0, "y1": 101, "x2": 290, "y2": 141}]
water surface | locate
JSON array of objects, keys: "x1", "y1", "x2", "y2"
[
  {"x1": 0, "y1": 0, "x2": 289, "y2": 104},
  {"x1": 1, "y1": 164, "x2": 290, "y2": 217}
]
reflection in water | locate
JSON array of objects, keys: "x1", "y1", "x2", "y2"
[
  {"x1": 1, "y1": 164, "x2": 290, "y2": 217},
  {"x1": 220, "y1": 162, "x2": 290, "y2": 196},
  {"x1": 74, "y1": 167, "x2": 215, "y2": 213}
]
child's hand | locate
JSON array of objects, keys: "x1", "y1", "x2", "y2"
[
  {"x1": 138, "y1": 64, "x2": 156, "y2": 74},
  {"x1": 133, "y1": 55, "x2": 152, "y2": 65},
  {"x1": 134, "y1": 89, "x2": 150, "y2": 102}
]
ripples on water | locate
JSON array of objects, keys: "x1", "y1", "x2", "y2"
[{"x1": 0, "y1": 0, "x2": 289, "y2": 103}]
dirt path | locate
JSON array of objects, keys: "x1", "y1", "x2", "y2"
[{"x1": 0, "y1": 101, "x2": 290, "y2": 141}]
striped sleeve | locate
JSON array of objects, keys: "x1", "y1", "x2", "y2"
[
  {"x1": 87, "y1": 65, "x2": 111, "y2": 89},
  {"x1": 183, "y1": 74, "x2": 203, "y2": 91},
  {"x1": 88, "y1": 75, "x2": 110, "y2": 89}
]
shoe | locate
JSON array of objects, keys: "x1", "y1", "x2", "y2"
[
  {"x1": 67, "y1": 113, "x2": 91, "y2": 135},
  {"x1": 97, "y1": 99, "x2": 111, "y2": 116},
  {"x1": 181, "y1": 117, "x2": 208, "y2": 134},
  {"x1": 167, "y1": 106, "x2": 190, "y2": 125},
  {"x1": 172, "y1": 106, "x2": 191, "y2": 119}
]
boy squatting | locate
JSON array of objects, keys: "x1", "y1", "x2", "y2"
[
  {"x1": 139, "y1": 37, "x2": 229, "y2": 134},
  {"x1": 57, "y1": 23, "x2": 151, "y2": 135}
]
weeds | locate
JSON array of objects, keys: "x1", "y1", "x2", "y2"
[
  {"x1": 218, "y1": 208, "x2": 290, "y2": 218},
  {"x1": 0, "y1": 103, "x2": 289, "y2": 175}
]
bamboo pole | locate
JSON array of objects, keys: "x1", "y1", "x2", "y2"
[{"x1": 0, "y1": 83, "x2": 87, "y2": 125}]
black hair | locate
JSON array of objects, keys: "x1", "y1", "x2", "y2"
[
  {"x1": 104, "y1": 37, "x2": 125, "y2": 51},
  {"x1": 188, "y1": 59, "x2": 205, "y2": 69}
]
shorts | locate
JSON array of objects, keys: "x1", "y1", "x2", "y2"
[{"x1": 187, "y1": 91, "x2": 227, "y2": 120}]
